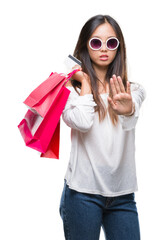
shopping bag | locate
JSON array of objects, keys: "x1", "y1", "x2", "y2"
[
  {"x1": 40, "y1": 119, "x2": 60, "y2": 159},
  {"x1": 24, "y1": 72, "x2": 67, "y2": 117},
  {"x1": 18, "y1": 69, "x2": 79, "y2": 159}
]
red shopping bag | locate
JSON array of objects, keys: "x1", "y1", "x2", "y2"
[{"x1": 18, "y1": 69, "x2": 79, "y2": 159}]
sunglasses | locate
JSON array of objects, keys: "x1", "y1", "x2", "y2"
[{"x1": 89, "y1": 37, "x2": 119, "y2": 51}]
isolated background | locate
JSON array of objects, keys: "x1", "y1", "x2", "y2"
[{"x1": 0, "y1": 0, "x2": 162, "y2": 239}]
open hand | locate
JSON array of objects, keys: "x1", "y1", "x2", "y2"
[{"x1": 108, "y1": 75, "x2": 134, "y2": 116}]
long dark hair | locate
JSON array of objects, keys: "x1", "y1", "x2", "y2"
[{"x1": 71, "y1": 15, "x2": 128, "y2": 125}]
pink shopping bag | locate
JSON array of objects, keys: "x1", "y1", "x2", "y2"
[{"x1": 18, "y1": 69, "x2": 79, "y2": 159}]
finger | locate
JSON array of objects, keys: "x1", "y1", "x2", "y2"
[
  {"x1": 72, "y1": 64, "x2": 82, "y2": 70},
  {"x1": 108, "y1": 96, "x2": 116, "y2": 109},
  {"x1": 117, "y1": 76, "x2": 125, "y2": 93},
  {"x1": 126, "y1": 81, "x2": 131, "y2": 95},
  {"x1": 113, "y1": 75, "x2": 121, "y2": 93},
  {"x1": 110, "y1": 78, "x2": 117, "y2": 96}
]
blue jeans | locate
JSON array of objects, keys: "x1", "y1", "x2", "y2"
[{"x1": 59, "y1": 181, "x2": 140, "y2": 240}]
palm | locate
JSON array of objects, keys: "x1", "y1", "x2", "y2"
[{"x1": 108, "y1": 75, "x2": 133, "y2": 116}]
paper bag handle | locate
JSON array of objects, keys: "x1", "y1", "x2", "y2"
[{"x1": 64, "y1": 69, "x2": 80, "y2": 86}]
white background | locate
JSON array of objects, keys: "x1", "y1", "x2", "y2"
[{"x1": 0, "y1": 0, "x2": 162, "y2": 239}]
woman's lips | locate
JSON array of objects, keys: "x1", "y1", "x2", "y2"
[{"x1": 99, "y1": 55, "x2": 109, "y2": 61}]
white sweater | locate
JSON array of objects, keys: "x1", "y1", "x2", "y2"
[{"x1": 62, "y1": 83, "x2": 146, "y2": 197}]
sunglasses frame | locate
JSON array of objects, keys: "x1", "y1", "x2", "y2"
[{"x1": 89, "y1": 37, "x2": 120, "y2": 51}]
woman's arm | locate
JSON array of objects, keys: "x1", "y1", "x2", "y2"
[
  {"x1": 80, "y1": 79, "x2": 92, "y2": 96},
  {"x1": 108, "y1": 75, "x2": 146, "y2": 131},
  {"x1": 118, "y1": 83, "x2": 146, "y2": 131},
  {"x1": 62, "y1": 67, "x2": 97, "y2": 133}
]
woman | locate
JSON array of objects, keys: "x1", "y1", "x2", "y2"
[{"x1": 59, "y1": 14, "x2": 145, "y2": 240}]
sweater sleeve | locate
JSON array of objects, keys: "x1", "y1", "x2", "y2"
[
  {"x1": 62, "y1": 86, "x2": 97, "y2": 133},
  {"x1": 118, "y1": 83, "x2": 146, "y2": 131}
]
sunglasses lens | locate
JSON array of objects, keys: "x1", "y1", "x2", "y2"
[
  {"x1": 90, "y1": 39, "x2": 102, "y2": 50},
  {"x1": 107, "y1": 38, "x2": 118, "y2": 49}
]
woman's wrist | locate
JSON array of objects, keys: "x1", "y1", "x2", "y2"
[
  {"x1": 124, "y1": 102, "x2": 135, "y2": 116},
  {"x1": 80, "y1": 79, "x2": 92, "y2": 96}
]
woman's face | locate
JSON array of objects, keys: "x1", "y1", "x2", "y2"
[{"x1": 87, "y1": 22, "x2": 118, "y2": 69}]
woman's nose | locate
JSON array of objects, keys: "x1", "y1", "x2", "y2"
[{"x1": 101, "y1": 42, "x2": 107, "y2": 51}]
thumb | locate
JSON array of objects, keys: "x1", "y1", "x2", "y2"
[{"x1": 108, "y1": 97, "x2": 116, "y2": 109}]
